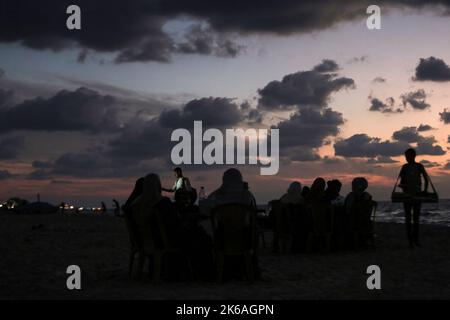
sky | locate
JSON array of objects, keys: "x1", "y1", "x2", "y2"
[{"x1": 0, "y1": 0, "x2": 449, "y2": 206}]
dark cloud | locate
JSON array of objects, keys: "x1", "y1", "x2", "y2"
[
  {"x1": 285, "y1": 146, "x2": 321, "y2": 162},
  {"x1": 0, "y1": 136, "x2": 25, "y2": 159},
  {"x1": 274, "y1": 107, "x2": 344, "y2": 162},
  {"x1": 417, "y1": 124, "x2": 434, "y2": 132},
  {"x1": 258, "y1": 66, "x2": 354, "y2": 110},
  {"x1": 275, "y1": 108, "x2": 344, "y2": 149},
  {"x1": 336, "y1": 125, "x2": 446, "y2": 159},
  {"x1": 392, "y1": 127, "x2": 425, "y2": 143},
  {"x1": 0, "y1": 1, "x2": 242, "y2": 63},
  {"x1": 392, "y1": 127, "x2": 445, "y2": 156},
  {"x1": 159, "y1": 97, "x2": 244, "y2": 128},
  {"x1": 368, "y1": 96, "x2": 401, "y2": 113},
  {"x1": 313, "y1": 59, "x2": 339, "y2": 73},
  {"x1": 414, "y1": 56, "x2": 450, "y2": 82},
  {"x1": 420, "y1": 160, "x2": 440, "y2": 168},
  {"x1": 0, "y1": 87, "x2": 122, "y2": 133},
  {"x1": 440, "y1": 109, "x2": 450, "y2": 124},
  {"x1": 372, "y1": 77, "x2": 386, "y2": 84},
  {"x1": 0, "y1": 170, "x2": 13, "y2": 180},
  {"x1": 400, "y1": 89, "x2": 430, "y2": 110},
  {"x1": 416, "y1": 142, "x2": 446, "y2": 156},
  {"x1": 2, "y1": 1, "x2": 450, "y2": 63},
  {"x1": 334, "y1": 134, "x2": 410, "y2": 158}
]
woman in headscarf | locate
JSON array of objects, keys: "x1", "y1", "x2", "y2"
[
  {"x1": 122, "y1": 177, "x2": 144, "y2": 216},
  {"x1": 280, "y1": 181, "x2": 304, "y2": 205},
  {"x1": 205, "y1": 168, "x2": 256, "y2": 208},
  {"x1": 204, "y1": 168, "x2": 259, "y2": 281},
  {"x1": 132, "y1": 173, "x2": 180, "y2": 249}
]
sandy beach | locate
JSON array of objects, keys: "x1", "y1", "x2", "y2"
[{"x1": 0, "y1": 212, "x2": 449, "y2": 300}]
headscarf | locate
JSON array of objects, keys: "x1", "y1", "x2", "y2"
[
  {"x1": 133, "y1": 173, "x2": 163, "y2": 207},
  {"x1": 205, "y1": 168, "x2": 255, "y2": 208},
  {"x1": 121, "y1": 177, "x2": 144, "y2": 216},
  {"x1": 280, "y1": 181, "x2": 303, "y2": 204},
  {"x1": 221, "y1": 168, "x2": 245, "y2": 191}
]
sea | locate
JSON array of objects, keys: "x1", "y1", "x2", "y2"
[{"x1": 375, "y1": 199, "x2": 450, "y2": 227}]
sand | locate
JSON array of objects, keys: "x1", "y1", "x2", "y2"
[{"x1": 0, "y1": 212, "x2": 449, "y2": 300}]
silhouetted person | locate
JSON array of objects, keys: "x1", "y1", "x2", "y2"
[
  {"x1": 305, "y1": 178, "x2": 326, "y2": 204},
  {"x1": 101, "y1": 201, "x2": 107, "y2": 214},
  {"x1": 398, "y1": 148, "x2": 430, "y2": 248},
  {"x1": 122, "y1": 177, "x2": 144, "y2": 217},
  {"x1": 205, "y1": 168, "x2": 256, "y2": 209},
  {"x1": 345, "y1": 177, "x2": 372, "y2": 214},
  {"x1": 324, "y1": 179, "x2": 344, "y2": 206},
  {"x1": 280, "y1": 181, "x2": 304, "y2": 204},
  {"x1": 301, "y1": 186, "x2": 311, "y2": 198},
  {"x1": 113, "y1": 199, "x2": 120, "y2": 217},
  {"x1": 162, "y1": 167, "x2": 193, "y2": 206}
]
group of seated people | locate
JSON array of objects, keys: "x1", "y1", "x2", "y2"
[
  {"x1": 274, "y1": 177, "x2": 375, "y2": 253},
  {"x1": 121, "y1": 167, "x2": 375, "y2": 282},
  {"x1": 121, "y1": 168, "x2": 259, "y2": 282}
]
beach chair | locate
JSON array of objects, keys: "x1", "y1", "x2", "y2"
[
  {"x1": 307, "y1": 203, "x2": 334, "y2": 253},
  {"x1": 348, "y1": 200, "x2": 377, "y2": 249},
  {"x1": 211, "y1": 203, "x2": 257, "y2": 283},
  {"x1": 130, "y1": 205, "x2": 186, "y2": 282}
]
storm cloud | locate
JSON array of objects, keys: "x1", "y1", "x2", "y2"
[
  {"x1": 0, "y1": 87, "x2": 123, "y2": 133},
  {"x1": 3, "y1": 1, "x2": 449, "y2": 63}
]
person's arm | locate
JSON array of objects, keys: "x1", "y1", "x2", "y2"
[
  {"x1": 162, "y1": 182, "x2": 175, "y2": 193},
  {"x1": 420, "y1": 164, "x2": 429, "y2": 192}
]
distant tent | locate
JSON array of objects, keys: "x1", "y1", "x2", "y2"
[{"x1": 14, "y1": 202, "x2": 58, "y2": 215}]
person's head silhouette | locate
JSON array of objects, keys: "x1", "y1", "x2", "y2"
[
  {"x1": 404, "y1": 148, "x2": 417, "y2": 164},
  {"x1": 174, "y1": 167, "x2": 183, "y2": 178}
]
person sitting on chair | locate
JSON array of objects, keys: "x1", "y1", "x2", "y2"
[{"x1": 205, "y1": 168, "x2": 256, "y2": 209}]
